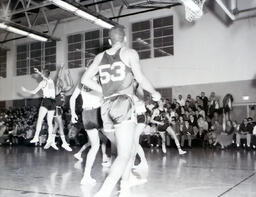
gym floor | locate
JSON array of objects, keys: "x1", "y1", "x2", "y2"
[{"x1": 0, "y1": 146, "x2": 255, "y2": 197}]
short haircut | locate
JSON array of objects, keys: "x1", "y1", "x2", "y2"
[
  {"x1": 43, "y1": 69, "x2": 50, "y2": 78},
  {"x1": 109, "y1": 26, "x2": 125, "y2": 44}
]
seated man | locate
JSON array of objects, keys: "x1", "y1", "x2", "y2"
[
  {"x1": 180, "y1": 119, "x2": 195, "y2": 148},
  {"x1": 236, "y1": 118, "x2": 252, "y2": 148}
]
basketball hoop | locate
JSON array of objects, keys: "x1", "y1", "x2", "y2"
[{"x1": 180, "y1": 0, "x2": 206, "y2": 22}]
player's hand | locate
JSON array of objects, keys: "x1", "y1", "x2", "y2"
[
  {"x1": 152, "y1": 91, "x2": 161, "y2": 102},
  {"x1": 34, "y1": 68, "x2": 40, "y2": 74},
  {"x1": 71, "y1": 113, "x2": 78, "y2": 123},
  {"x1": 21, "y1": 86, "x2": 27, "y2": 92}
]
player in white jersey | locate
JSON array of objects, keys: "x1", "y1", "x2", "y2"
[
  {"x1": 70, "y1": 77, "x2": 109, "y2": 185},
  {"x1": 44, "y1": 64, "x2": 73, "y2": 151},
  {"x1": 21, "y1": 68, "x2": 56, "y2": 146}
]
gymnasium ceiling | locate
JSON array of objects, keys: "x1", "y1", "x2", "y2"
[{"x1": 0, "y1": 0, "x2": 256, "y2": 44}]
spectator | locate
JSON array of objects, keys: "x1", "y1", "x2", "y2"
[
  {"x1": 177, "y1": 95, "x2": 185, "y2": 107},
  {"x1": 236, "y1": 118, "x2": 251, "y2": 148},
  {"x1": 180, "y1": 119, "x2": 195, "y2": 148},
  {"x1": 200, "y1": 92, "x2": 209, "y2": 114}
]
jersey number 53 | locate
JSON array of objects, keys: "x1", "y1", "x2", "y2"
[{"x1": 99, "y1": 62, "x2": 126, "y2": 84}]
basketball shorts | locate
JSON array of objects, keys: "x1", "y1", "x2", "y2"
[
  {"x1": 101, "y1": 94, "x2": 134, "y2": 132},
  {"x1": 41, "y1": 98, "x2": 56, "y2": 111},
  {"x1": 157, "y1": 123, "x2": 170, "y2": 132},
  {"x1": 137, "y1": 114, "x2": 146, "y2": 124},
  {"x1": 82, "y1": 107, "x2": 103, "y2": 130}
]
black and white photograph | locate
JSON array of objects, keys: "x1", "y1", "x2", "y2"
[{"x1": 0, "y1": 0, "x2": 256, "y2": 196}]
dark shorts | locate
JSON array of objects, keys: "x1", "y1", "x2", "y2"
[
  {"x1": 158, "y1": 123, "x2": 170, "y2": 132},
  {"x1": 82, "y1": 107, "x2": 103, "y2": 130},
  {"x1": 101, "y1": 94, "x2": 134, "y2": 132},
  {"x1": 137, "y1": 114, "x2": 146, "y2": 124},
  {"x1": 41, "y1": 98, "x2": 56, "y2": 111}
]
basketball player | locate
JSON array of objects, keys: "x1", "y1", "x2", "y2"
[
  {"x1": 70, "y1": 77, "x2": 106, "y2": 185},
  {"x1": 44, "y1": 65, "x2": 73, "y2": 151},
  {"x1": 151, "y1": 99, "x2": 186, "y2": 155},
  {"x1": 81, "y1": 26, "x2": 161, "y2": 197},
  {"x1": 21, "y1": 68, "x2": 55, "y2": 147},
  {"x1": 132, "y1": 81, "x2": 148, "y2": 170}
]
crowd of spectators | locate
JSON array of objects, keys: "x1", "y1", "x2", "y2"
[
  {"x1": 0, "y1": 91, "x2": 256, "y2": 152},
  {"x1": 0, "y1": 105, "x2": 87, "y2": 147},
  {"x1": 140, "y1": 91, "x2": 256, "y2": 151}
]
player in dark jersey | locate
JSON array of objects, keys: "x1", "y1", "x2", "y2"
[
  {"x1": 151, "y1": 99, "x2": 186, "y2": 155},
  {"x1": 21, "y1": 68, "x2": 56, "y2": 145},
  {"x1": 81, "y1": 26, "x2": 161, "y2": 197}
]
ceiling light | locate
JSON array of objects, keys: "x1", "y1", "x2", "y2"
[
  {"x1": 94, "y1": 19, "x2": 114, "y2": 29},
  {"x1": 49, "y1": 0, "x2": 116, "y2": 29},
  {"x1": 50, "y1": 0, "x2": 78, "y2": 12},
  {"x1": 75, "y1": 10, "x2": 97, "y2": 21},
  {"x1": 7, "y1": 26, "x2": 29, "y2": 36},
  {"x1": 0, "y1": 23, "x2": 7, "y2": 29},
  {"x1": 28, "y1": 33, "x2": 48, "y2": 42}
]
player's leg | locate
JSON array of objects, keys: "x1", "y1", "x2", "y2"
[
  {"x1": 159, "y1": 131, "x2": 167, "y2": 153},
  {"x1": 94, "y1": 121, "x2": 136, "y2": 197},
  {"x1": 30, "y1": 106, "x2": 48, "y2": 143},
  {"x1": 166, "y1": 126, "x2": 186, "y2": 155},
  {"x1": 133, "y1": 123, "x2": 148, "y2": 169},
  {"x1": 81, "y1": 128, "x2": 100, "y2": 185},
  {"x1": 74, "y1": 142, "x2": 90, "y2": 161},
  {"x1": 55, "y1": 115, "x2": 72, "y2": 151},
  {"x1": 44, "y1": 117, "x2": 58, "y2": 149},
  {"x1": 45, "y1": 110, "x2": 58, "y2": 150}
]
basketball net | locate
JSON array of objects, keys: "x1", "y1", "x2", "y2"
[{"x1": 181, "y1": 0, "x2": 206, "y2": 22}]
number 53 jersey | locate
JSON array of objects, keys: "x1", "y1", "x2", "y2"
[{"x1": 98, "y1": 48, "x2": 134, "y2": 97}]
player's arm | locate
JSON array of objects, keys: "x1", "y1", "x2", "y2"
[
  {"x1": 128, "y1": 49, "x2": 160, "y2": 101},
  {"x1": 21, "y1": 81, "x2": 45, "y2": 95},
  {"x1": 81, "y1": 53, "x2": 103, "y2": 93},
  {"x1": 69, "y1": 83, "x2": 81, "y2": 123}
]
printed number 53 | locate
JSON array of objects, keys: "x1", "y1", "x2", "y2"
[{"x1": 99, "y1": 62, "x2": 126, "y2": 84}]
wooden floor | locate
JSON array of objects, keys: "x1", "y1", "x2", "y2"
[{"x1": 0, "y1": 146, "x2": 255, "y2": 197}]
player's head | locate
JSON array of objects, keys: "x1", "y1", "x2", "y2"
[
  {"x1": 108, "y1": 26, "x2": 126, "y2": 45},
  {"x1": 42, "y1": 69, "x2": 50, "y2": 78}
]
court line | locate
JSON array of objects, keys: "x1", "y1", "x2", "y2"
[
  {"x1": 217, "y1": 172, "x2": 256, "y2": 197},
  {"x1": 184, "y1": 165, "x2": 255, "y2": 172},
  {"x1": 0, "y1": 187, "x2": 80, "y2": 197}
]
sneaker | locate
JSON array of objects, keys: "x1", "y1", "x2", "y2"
[
  {"x1": 44, "y1": 141, "x2": 52, "y2": 149},
  {"x1": 51, "y1": 142, "x2": 59, "y2": 150},
  {"x1": 178, "y1": 149, "x2": 187, "y2": 155},
  {"x1": 30, "y1": 137, "x2": 39, "y2": 143},
  {"x1": 62, "y1": 143, "x2": 72, "y2": 152},
  {"x1": 80, "y1": 177, "x2": 96, "y2": 185},
  {"x1": 74, "y1": 153, "x2": 83, "y2": 161},
  {"x1": 162, "y1": 144, "x2": 166, "y2": 154}
]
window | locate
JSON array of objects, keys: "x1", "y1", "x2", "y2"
[
  {"x1": 84, "y1": 30, "x2": 100, "y2": 66},
  {"x1": 67, "y1": 29, "x2": 110, "y2": 69},
  {"x1": 132, "y1": 15, "x2": 174, "y2": 59},
  {"x1": 0, "y1": 49, "x2": 7, "y2": 78},
  {"x1": 16, "y1": 41, "x2": 56, "y2": 76},
  {"x1": 45, "y1": 41, "x2": 56, "y2": 71},
  {"x1": 68, "y1": 34, "x2": 82, "y2": 69},
  {"x1": 30, "y1": 42, "x2": 42, "y2": 74},
  {"x1": 17, "y1": 44, "x2": 29, "y2": 76}
]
